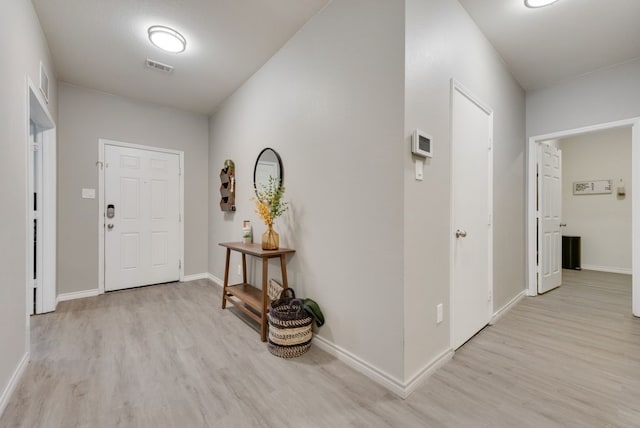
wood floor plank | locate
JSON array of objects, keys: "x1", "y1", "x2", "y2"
[{"x1": 1, "y1": 270, "x2": 639, "y2": 427}]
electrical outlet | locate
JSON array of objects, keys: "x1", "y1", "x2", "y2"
[
  {"x1": 237, "y1": 264, "x2": 242, "y2": 276},
  {"x1": 436, "y1": 303, "x2": 443, "y2": 324}
]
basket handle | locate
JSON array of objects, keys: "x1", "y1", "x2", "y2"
[
  {"x1": 289, "y1": 298, "x2": 304, "y2": 313},
  {"x1": 279, "y1": 288, "x2": 296, "y2": 299}
]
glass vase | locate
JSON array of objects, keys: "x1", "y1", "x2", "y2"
[{"x1": 261, "y1": 225, "x2": 279, "y2": 250}]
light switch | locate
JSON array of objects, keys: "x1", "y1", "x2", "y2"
[
  {"x1": 82, "y1": 188, "x2": 96, "y2": 199},
  {"x1": 415, "y1": 159, "x2": 424, "y2": 181}
]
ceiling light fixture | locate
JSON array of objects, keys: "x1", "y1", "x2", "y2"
[
  {"x1": 525, "y1": 0, "x2": 559, "y2": 7},
  {"x1": 148, "y1": 25, "x2": 186, "y2": 53}
]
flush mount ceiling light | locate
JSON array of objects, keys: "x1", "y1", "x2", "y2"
[
  {"x1": 148, "y1": 26, "x2": 186, "y2": 53},
  {"x1": 525, "y1": 0, "x2": 559, "y2": 7}
]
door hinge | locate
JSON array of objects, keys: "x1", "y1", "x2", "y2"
[
  {"x1": 179, "y1": 213, "x2": 182, "y2": 222},
  {"x1": 31, "y1": 143, "x2": 40, "y2": 152},
  {"x1": 33, "y1": 279, "x2": 39, "y2": 289},
  {"x1": 488, "y1": 214, "x2": 492, "y2": 226},
  {"x1": 179, "y1": 260, "x2": 182, "y2": 269},
  {"x1": 179, "y1": 168, "x2": 182, "y2": 176}
]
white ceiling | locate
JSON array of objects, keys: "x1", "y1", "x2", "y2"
[
  {"x1": 458, "y1": 0, "x2": 640, "y2": 90},
  {"x1": 32, "y1": 0, "x2": 329, "y2": 114},
  {"x1": 33, "y1": 0, "x2": 640, "y2": 113}
]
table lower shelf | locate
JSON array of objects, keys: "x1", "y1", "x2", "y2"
[{"x1": 224, "y1": 283, "x2": 264, "y2": 323}]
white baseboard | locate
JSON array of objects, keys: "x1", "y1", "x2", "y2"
[
  {"x1": 580, "y1": 264, "x2": 632, "y2": 275},
  {"x1": 0, "y1": 352, "x2": 29, "y2": 418},
  {"x1": 490, "y1": 290, "x2": 527, "y2": 325},
  {"x1": 58, "y1": 275, "x2": 212, "y2": 304},
  {"x1": 56, "y1": 289, "x2": 99, "y2": 304},
  {"x1": 207, "y1": 273, "x2": 224, "y2": 287},
  {"x1": 312, "y1": 335, "x2": 407, "y2": 397},
  {"x1": 182, "y1": 273, "x2": 210, "y2": 282},
  {"x1": 211, "y1": 270, "x2": 406, "y2": 396},
  {"x1": 210, "y1": 271, "x2": 452, "y2": 399},
  {"x1": 403, "y1": 349, "x2": 454, "y2": 397}
]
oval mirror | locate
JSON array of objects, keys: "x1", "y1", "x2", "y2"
[{"x1": 253, "y1": 148, "x2": 283, "y2": 198}]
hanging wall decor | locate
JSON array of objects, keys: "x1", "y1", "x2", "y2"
[
  {"x1": 572, "y1": 179, "x2": 612, "y2": 195},
  {"x1": 220, "y1": 159, "x2": 236, "y2": 211}
]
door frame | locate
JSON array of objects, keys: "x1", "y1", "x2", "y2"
[
  {"x1": 449, "y1": 79, "x2": 494, "y2": 348},
  {"x1": 26, "y1": 77, "x2": 57, "y2": 317},
  {"x1": 97, "y1": 138, "x2": 185, "y2": 294},
  {"x1": 526, "y1": 117, "x2": 640, "y2": 317}
]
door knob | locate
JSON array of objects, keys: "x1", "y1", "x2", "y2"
[
  {"x1": 107, "y1": 224, "x2": 114, "y2": 230},
  {"x1": 455, "y1": 229, "x2": 467, "y2": 238}
]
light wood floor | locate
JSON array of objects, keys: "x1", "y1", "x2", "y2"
[{"x1": 1, "y1": 270, "x2": 639, "y2": 427}]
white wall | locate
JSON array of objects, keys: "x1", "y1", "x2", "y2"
[
  {"x1": 559, "y1": 128, "x2": 632, "y2": 273},
  {"x1": 209, "y1": 0, "x2": 406, "y2": 382},
  {"x1": 403, "y1": 0, "x2": 526, "y2": 380},
  {"x1": 526, "y1": 59, "x2": 640, "y2": 137},
  {"x1": 57, "y1": 83, "x2": 209, "y2": 294},
  {"x1": 0, "y1": 0, "x2": 57, "y2": 413}
]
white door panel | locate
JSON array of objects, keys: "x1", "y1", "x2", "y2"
[
  {"x1": 151, "y1": 232, "x2": 168, "y2": 266},
  {"x1": 451, "y1": 85, "x2": 493, "y2": 350},
  {"x1": 151, "y1": 180, "x2": 168, "y2": 218},
  {"x1": 539, "y1": 144, "x2": 562, "y2": 293},
  {"x1": 105, "y1": 145, "x2": 180, "y2": 291}
]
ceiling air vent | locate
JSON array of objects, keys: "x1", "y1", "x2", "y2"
[{"x1": 145, "y1": 58, "x2": 174, "y2": 73}]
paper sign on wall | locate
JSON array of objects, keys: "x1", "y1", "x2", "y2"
[{"x1": 573, "y1": 179, "x2": 612, "y2": 195}]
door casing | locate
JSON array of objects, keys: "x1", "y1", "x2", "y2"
[
  {"x1": 26, "y1": 78, "x2": 56, "y2": 317},
  {"x1": 98, "y1": 139, "x2": 185, "y2": 294}
]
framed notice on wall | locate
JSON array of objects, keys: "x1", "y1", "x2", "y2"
[{"x1": 573, "y1": 179, "x2": 612, "y2": 195}]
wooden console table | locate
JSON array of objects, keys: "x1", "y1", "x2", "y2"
[{"x1": 219, "y1": 242, "x2": 296, "y2": 341}]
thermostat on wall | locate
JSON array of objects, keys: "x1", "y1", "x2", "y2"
[{"x1": 412, "y1": 129, "x2": 433, "y2": 158}]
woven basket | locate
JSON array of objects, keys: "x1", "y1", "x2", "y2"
[{"x1": 268, "y1": 288, "x2": 312, "y2": 358}]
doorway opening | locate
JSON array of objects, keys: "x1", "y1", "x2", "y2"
[
  {"x1": 527, "y1": 118, "x2": 640, "y2": 317},
  {"x1": 27, "y1": 81, "x2": 56, "y2": 316}
]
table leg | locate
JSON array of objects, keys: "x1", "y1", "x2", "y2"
[
  {"x1": 280, "y1": 255, "x2": 289, "y2": 289},
  {"x1": 261, "y1": 256, "x2": 269, "y2": 342},
  {"x1": 242, "y1": 253, "x2": 247, "y2": 284},
  {"x1": 222, "y1": 248, "x2": 231, "y2": 309}
]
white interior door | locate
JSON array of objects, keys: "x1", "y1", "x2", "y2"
[
  {"x1": 451, "y1": 83, "x2": 493, "y2": 350},
  {"x1": 538, "y1": 144, "x2": 562, "y2": 293},
  {"x1": 105, "y1": 145, "x2": 180, "y2": 291}
]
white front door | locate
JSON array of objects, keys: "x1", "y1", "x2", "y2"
[
  {"x1": 538, "y1": 144, "x2": 562, "y2": 293},
  {"x1": 105, "y1": 145, "x2": 180, "y2": 291},
  {"x1": 451, "y1": 83, "x2": 493, "y2": 350}
]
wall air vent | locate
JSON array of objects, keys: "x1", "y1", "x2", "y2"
[{"x1": 145, "y1": 58, "x2": 174, "y2": 73}]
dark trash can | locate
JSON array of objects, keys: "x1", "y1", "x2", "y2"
[{"x1": 562, "y1": 235, "x2": 581, "y2": 270}]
